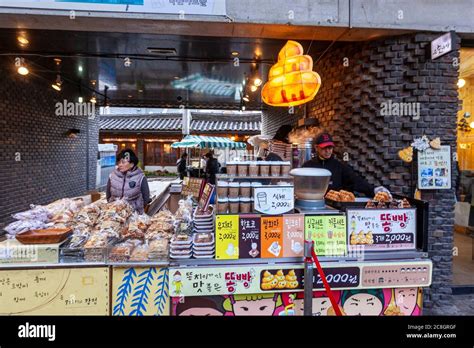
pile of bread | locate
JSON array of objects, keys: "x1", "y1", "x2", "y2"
[{"x1": 325, "y1": 190, "x2": 356, "y2": 202}]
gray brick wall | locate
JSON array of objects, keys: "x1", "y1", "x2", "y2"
[
  {"x1": 262, "y1": 105, "x2": 304, "y2": 137},
  {"x1": 0, "y1": 68, "x2": 99, "y2": 228},
  {"x1": 305, "y1": 33, "x2": 459, "y2": 311}
]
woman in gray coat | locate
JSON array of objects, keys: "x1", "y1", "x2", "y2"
[{"x1": 106, "y1": 149, "x2": 150, "y2": 214}]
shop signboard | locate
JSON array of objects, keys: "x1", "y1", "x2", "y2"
[
  {"x1": 282, "y1": 214, "x2": 305, "y2": 257},
  {"x1": 253, "y1": 186, "x2": 294, "y2": 215},
  {"x1": 417, "y1": 145, "x2": 451, "y2": 190},
  {"x1": 0, "y1": 267, "x2": 109, "y2": 315},
  {"x1": 305, "y1": 214, "x2": 347, "y2": 256},
  {"x1": 0, "y1": 0, "x2": 227, "y2": 16},
  {"x1": 346, "y1": 209, "x2": 417, "y2": 251},
  {"x1": 238, "y1": 215, "x2": 261, "y2": 259},
  {"x1": 181, "y1": 177, "x2": 204, "y2": 199},
  {"x1": 260, "y1": 216, "x2": 283, "y2": 258},
  {"x1": 431, "y1": 32, "x2": 453, "y2": 60},
  {"x1": 215, "y1": 215, "x2": 239, "y2": 260},
  {"x1": 168, "y1": 260, "x2": 432, "y2": 297}
]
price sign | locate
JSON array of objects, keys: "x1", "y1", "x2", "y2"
[
  {"x1": 282, "y1": 214, "x2": 304, "y2": 257},
  {"x1": 347, "y1": 209, "x2": 416, "y2": 251},
  {"x1": 312, "y1": 267, "x2": 360, "y2": 289},
  {"x1": 261, "y1": 216, "x2": 283, "y2": 258},
  {"x1": 417, "y1": 145, "x2": 451, "y2": 190},
  {"x1": 305, "y1": 215, "x2": 347, "y2": 257},
  {"x1": 182, "y1": 177, "x2": 205, "y2": 199},
  {"x1": 253, "y1": 186, "x2": 294, "y2": 215},
  {"x1": 215, "y1": 215, "x2": 239, "y2": 260},
  {"x1": 239, "y1": 215, "x2": 261, "y2": 259}
]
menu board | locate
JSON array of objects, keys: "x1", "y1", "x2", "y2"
[
  {"x1": 198, "y1": 183, "x2": 215, "y2": 211},
  {"x1": 305, "y1": 215, "x2": 347, "y2": 256},
  {"x1": 253, "y1": 186, "x2": 294, "y2": 215},
  {"x1": 182, "y1": 177, "x2": 205, "y2": 198},
  {"x1": 239, "y1": 215, "x2": 261, "y2": 259},
  {"x1": 261, "y1": 216, "x2": 283, "y2": 258},
  {"x1": 282, "y1": 214, "x2": 305, "y2": 257},
  {"x1": 215, "y1": 215, "x2": 239, "y2": 260},
  {"x1": 347, "y1": 209, "x2": 417, "y2": 251},
  {"x1": 417, "y1": 146, "x2": 451, "y2": 189}
]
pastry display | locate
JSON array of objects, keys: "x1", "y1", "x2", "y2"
[
  {"x1": 129, "y1": 244, "x2": 150, "y2": 262},
  {"x1": 94, "y1": 220, "x2": 122, "y2": 239},
  {"x1": 365, "y1": 198, "x2": 411, "y2": 209},
  {"x1": 148, "y1": 239, "x2": 169, "y2": 260},
  {"x1": 122, "y1": 213, "x2": 151, "y2": 240},
  {"x1": 374, "y1": 191, "x2": 391, "y2": 202},
  {"x1": 275, "y1": 270, "x2": 287, "y2": 289},
  {"x1": 261, "y1": 270, "x2": 298, "y2": 290},
  {"x1": 75, "y1": 204, "x2": 101, "y2": 226},
  {"x1": 109, "y1": 240, "x2": 139, "y2": 262},
  {"x1": 261, "y1": 271, "x2": 278, "y2": 290},
  {"x1": 398, "y1": 146, "x2": 413, "y2": 163},
  {"x1": 284, "y1": 270, "x2": 299, "y2": 289}
]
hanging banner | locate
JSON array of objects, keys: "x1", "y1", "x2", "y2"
[
  {"x1": 347, "y1": 209, "x2": 417, "y2": 251},
  {"x1": 417, "y1": 146, "x2": 451, "y2": 190},
  {"x1": 0, "y1": 0, "x2": 227, "y2": 16}
]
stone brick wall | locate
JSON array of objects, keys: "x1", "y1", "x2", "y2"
[
  {"x1": 262, "y1": 105, "x2": 304, "y2": 137},
  {"x1": 305, "y1": 33, "x2": 460, "y2": 311},
  {"x1": 0, "y1": 66, "x2": 99, "y2": 228}
]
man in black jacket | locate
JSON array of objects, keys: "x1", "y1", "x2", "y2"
[{"x1": 302, "y1": 133, "x2": 390, "y2": 198}]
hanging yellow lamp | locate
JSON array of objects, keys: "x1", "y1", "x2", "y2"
[{"x1": 262, "y1": 40, "x2": 321, "y2": 107}]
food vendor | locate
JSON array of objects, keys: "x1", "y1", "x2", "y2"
[
  {"x1": 106, "y1": 149, "x2": 151, "y2": 214},
  {"x1": 302, "y1": 133, "x2": 391, "y2": 197}
]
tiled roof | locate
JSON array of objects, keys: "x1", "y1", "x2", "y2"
[{"x1": 100, "y1": 113, "x2": 261, "y2": 133}]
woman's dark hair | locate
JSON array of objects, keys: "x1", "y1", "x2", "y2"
[
  {"x1": 273, "y1": 125, "x2": 293, "y2": 143},
  {"x1": 181, "y1": 153, "x2": 188, "y2": 158},
  {"x1": 117, "y1": 148, "x2": 139, "y2": 166},
  {"x1": 175, "y1": 296, "x2": 224, "y2": 316},
  {"x1": 205, "y1": 152, "x2": 213, "y2": 159}
]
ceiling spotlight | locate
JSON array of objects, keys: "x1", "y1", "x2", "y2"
[
  {"x1": 470, "y1": 121, "x2": 474, "y2": 129},
  {"x1": 54, "y1": 58, "x2": 62, "y2": 66},
  {"x1": 243, "y1": 95, "x2": 250, "y2": 102},
  {"x1": 17, "y1": 66, "x2": 29, "y2": 75},
  {"x1": 250, "y1": 85, "x2": 258, "y2": 92},
  {"x1": 16, "y1": 58, "x2": 29, "y2": 75},
  {"x1": 231, "y1": 51, "x2": 239, "y2": 56},
  {"x1": 90, "y1": 95, "x2": 97, "y2": 104},
  {"x1": 78, "y1": 97, "x2": 83, "y2": 103},
  {"x1": 138, "y1": 89, "x2": 143, "y2": 93},
  {"x1": 242, "y1": 105, "x2": 246, "y2": 111},
  {"x1": 51, "y1": 75, "x2": 62, "y2": 91},
  {"x1": 78, "y1": 65, "x2": 83, "y2": 73},
  {"x1": 458, "y1": 78, "x2": 466, "y2": 88},
  {"x1": 253, "y1": 78, "x2": 263, "y2": 87},
  {"x1": 17, "y1": 36, "x2": 29, "y2": 46}
]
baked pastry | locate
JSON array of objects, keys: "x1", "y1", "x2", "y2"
[
  {"x1": 365, "y1": 200, "x2": 377, "y2": 209},
  {"x1": 374, "y1": 191, "x2": 391, "y2": 203},
  {"x1": 325, "y1": 190, "x2": 341, "y2": 201},
  {"x1": 429, "y1": 137, "x2": 441, "y2": 150},
  {"x1": 398, "y1": 146, "x2": 413, "y2": 163},
  {"x1": 339, "y1": 190, "x2": 355, "y2": 202}
]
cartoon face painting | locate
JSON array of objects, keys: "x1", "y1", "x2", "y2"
[
  {"x1": 293, "y1": 297, "x2": 332, "y2": 316},
  {"x1": 174, "y1": 297, "x2": 224, "y2": 316},
  {"x1": 233, "y1": 298, "x2": 276, "y2": 316},
  {"x1": 342, "y1": 290, "x2": 384, "y2": 316},
  {"x1": 394, "y1": 288, "x2": 418, "y2": 316},
  {"x1": 178, "y1": 307, "x2": 223, "y2": 316}
]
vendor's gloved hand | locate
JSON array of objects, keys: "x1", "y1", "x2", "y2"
[{"x1": 374, "y1": 186, "x2": 392, "y2": 199}]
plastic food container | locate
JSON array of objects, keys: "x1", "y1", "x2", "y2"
[
  {"x1": 289, "y1": 168, "x2": 332, "y2": 201},
  {"x1": 217, "y1": 197, "x2": 229, "y2": 214},
  {"x1": 193, "y1": 205, "x2": 214, "y2": 219},
  {"x1": 227, "y1": 162, "x2": 237, "y2": 176},
  {"x1": 193, "y1": 232, "x2": 214, "y2": 246},
  {"x1": 239, "y1": 182, "x2": 251, "y2": 198},
  {"x1": 281, "y1": 161, "x2": 292, "y2": 176},
  {"x1": 239, "y1": 197, "x2": 252, "y2": 213},
  {"x1": 228, "y1": 182, "x2": 240, "y2": 198},
  {"x1": 217, "y1": 181, "x2": 229, "y2": 198},
  {"x1": 237, "y1": 161, "x2": 249, "y2": 177},
  {"x1": 259, "y1": 161, "x2": 270, "y2": 177},
  {"x1": 229, "y1": 198, "x2": 240, "y2": 214},
  {"x1": 193, "y1": 245, "x2": 215, "y2": 252},
  {"x1": 248, "y1": 161, "x2": 259, "y2": 176},
  {"x1": 270, "y1": 162, "x2": 281, "y2": 177},
  {"x1": 170, "y1": 235, "x2": 193, "y2": 246}
]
